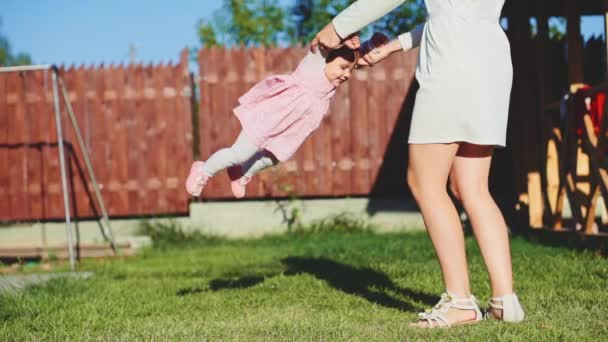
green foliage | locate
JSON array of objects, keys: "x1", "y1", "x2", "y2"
[
  {"x1": 370, "y1": 0, "x2": 427, "y2": 38},
  {"x1": 0, "y1": 18, "x2": 32, "y2": 66},
  {"x1": 549, "y1": 17, "x2": 567, "y2": 40},
  {"x1": 289, "y1": 0, "x2": 355, "y2": 45},
  {"x1": 197, "y1": 0, "x2": 427, "y2": 47},
  {"x1": 197, "y1": 0, "x2": 287, "y2": 47}
]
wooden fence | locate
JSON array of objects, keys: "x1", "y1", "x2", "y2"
[
  {"x1": 0, "y1": 49, "x2": 193, "y2": 221},
  {"x1": 197, "y1": 47, "x2": 419, "y2": 199}
]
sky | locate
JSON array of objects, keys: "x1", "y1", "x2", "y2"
[{"x1": 1, "y1": 0, "x2": 606, "y2": 67}]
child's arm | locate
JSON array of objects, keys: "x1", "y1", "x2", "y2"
[
  {"x1": 397, "y1": 22, "x2": 425, "y2": 51},
  {"x1": 358, "y1": 23, "x2": 425, "y2": 67}
]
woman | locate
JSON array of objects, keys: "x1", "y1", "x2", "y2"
[{"x1": 310, "y1": 0, "x2": 524, "y2": 328}]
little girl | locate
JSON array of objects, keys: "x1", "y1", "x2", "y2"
[{"x1": 186, "y1": 34, "x2": 387, "y2": 198}]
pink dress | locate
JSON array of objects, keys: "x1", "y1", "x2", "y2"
[{"x1": 233, "y1": 51, "x2": 336, "y2": 162}]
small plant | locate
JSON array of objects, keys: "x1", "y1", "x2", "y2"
[
  {"x1": 137, "y1": 220, "x2": 218, "y2": 247},
  {"x1": 275, "y1": 182, "x2": 303, "y2": 232},
  {"x1": 292, "y1": 213, "x2": 376, "y2": 237},
  {"x1": 47, "y1": 251, "x2": 58, "y2": 262}
]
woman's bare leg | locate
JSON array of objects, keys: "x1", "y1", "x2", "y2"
[
  {"x1": 408, "y1": 143, "x2": 477, "y2": 326},
  {"x1": 449, "y1": 143, "x2": 514, "y2": 318}
]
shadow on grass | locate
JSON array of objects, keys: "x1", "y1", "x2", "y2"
[
  {"x1": 516, "y1": 228, "x2": 608, "y2": 257},
  {"x1": 282, "y1": 257, "x2": 438, "y2": 312},
  {"x1": 177, "y1": 256, "x2": 438, "y2": 312}
]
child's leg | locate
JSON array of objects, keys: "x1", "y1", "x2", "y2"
[
  {"x1": 241, "y1": 150, "x2": 278, "y2": 177},
  {"x1": 228, "y1": 150, "x2": 278, "y2": 199},
  {"x1": 202, "y1": 132, "x2": 261, "y2": 176}
]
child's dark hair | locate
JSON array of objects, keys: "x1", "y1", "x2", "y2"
[{"x1": 325, "y1": 46, "x2": 359, "y2": 65}]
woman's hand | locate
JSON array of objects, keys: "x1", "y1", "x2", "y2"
[
  {"x1": 310, "y1": 22, "x2": 361, "y2": 53},
  {"x1": 358, "y1": 38, "x2": 402, "y2": 68}
]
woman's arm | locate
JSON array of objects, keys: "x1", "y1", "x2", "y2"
[
  {"x1": 332, "y1": 0, "x2": 407, "y2": 39},
  {"x1": 310, "y1": 0, "x2": 405, "y2": 52}
]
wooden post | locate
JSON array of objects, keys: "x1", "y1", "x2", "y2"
[
  {"x1": 507, "y1": 2, "x2": 544, "y2": 228},
  {"x1": 565, "y1": 1, "x2": 584, "y2": 89},
  {"x1": 535, "y1": 9, "x2": 561, "y2": 229}
]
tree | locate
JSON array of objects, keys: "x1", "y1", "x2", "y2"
[
  {"x1": 197, "y1": 0, "x2": 286, "y2": 47},
  {"x1": 289, "y1": 0, "x2": 426, "y2": 44},
  {"x1": 289, "y1": 0, "x2": 354, "y2": 45},
  {"x1": 549, "y1": 17, "x2": 566, "y2": 40},
  {"x1": 370, "y1": 0, "x2": 426, "y2": 38},
  {"x1": 0, "y1": 19, "x2": 32, "y2": 66},
  {"x1": 196, "y1": 0, "x2": 427, "y2": 48}
]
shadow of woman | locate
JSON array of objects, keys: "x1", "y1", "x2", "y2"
[
  {"x1": 281, "y1": 256, "x2": 437, "y2": 312},
  {"x1": 178, "y1": 256, "x2": 438, "y2": 313}
]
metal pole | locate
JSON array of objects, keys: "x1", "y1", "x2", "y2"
[
  {"x1": 51, "y1": 67, "x2": 76, "y2": 271},
  {"x1": 57, "y1": 77, "x2": 117, "y2": 252},
  {"x1": 0, "y1": 64, "x2": 52, "y2": 73}
]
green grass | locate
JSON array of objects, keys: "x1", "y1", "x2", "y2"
[{"x1": 1, "y1": 220, "x2": 607, "y2": 341}]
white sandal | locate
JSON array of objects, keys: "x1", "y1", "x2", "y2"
[
  {"x1": 487, "y1": 293, "x2": 525, "y2": 322},
  {"x1": 413, "y1": 291, "x2": 484, "y2": 328}
]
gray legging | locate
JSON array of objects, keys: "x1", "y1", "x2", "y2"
[{"x1": 201, "y1": 131, "x2": 277, "y2": 177}]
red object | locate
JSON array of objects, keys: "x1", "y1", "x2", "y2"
[
  {"x1": 590, "y1": 92, "x2": 605, "y2": 136},
  {"x1": 573, "y1": 85, "x2": 606, "y2": 138}
]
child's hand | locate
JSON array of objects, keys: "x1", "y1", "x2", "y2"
[
  {"x1": 343, "y1": 33, "x2": 361, "y2": 50},
  {"x1": 369, "y1": 32, "x2": 389, "y2": 49},
  {"x1": 358, "y1": 32, "x2": 389, "y2": 67},
  {"x1": 358, "y1": 34, "x2": 398, "y2": 68},
  {"x1": 358, "y1": 45, "x2": 391, "y2": 67}
]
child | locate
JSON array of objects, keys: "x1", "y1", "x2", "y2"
[{"x1": 186, "y1": 34, "x2": 388, "y2": 198}]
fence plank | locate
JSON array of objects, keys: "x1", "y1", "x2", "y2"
[
  {"x1": 350, "y1": 68, "x2": 371, "y2": 195},
  {"x1": 0, "y1": 71, "x2": 9, "y2": 220},
  {"x1": 10, "y1": 71, "x2": 27, "y2": 220},
  {"x1": 133, "y1": 64, "x2": 148, "y2": 215},
  {"x1": 174, "y1": 49, "x2": 192, "y2": 213},
  {"x1": 329, "y1": 77, "x2": 351, "y2": 196},
  {"x1": 28, "y1": 71, "x2": 46, "y2": 219}
]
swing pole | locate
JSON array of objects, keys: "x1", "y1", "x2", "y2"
[
  {"x1": 1, "y1": 65, "x2": 76, "y2": 270},
  {"x1": 51, "y1": 66, "x2": 77, "y2": 271},
  {"x1": 0, "y1": 64, "x2": 53, "y2": 73},
  {"x1": 57, "y1": 76, "x2": 117, "y2": 252},
  {"x1": 1, "y1": 64, "x2": 117, "y2": 264}
]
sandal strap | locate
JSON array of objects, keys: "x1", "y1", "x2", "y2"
[
  {"x1": 417, "y1": 292, "x2": 483, "y2": 327},
  {"x1": 441, "y1": 292, "x2": 481, "y2": 310},
  {"x1": 487, "y1": 293, "x2": 525, "y2": 322},
  {"x1": 419, "y1": 309, "x2": 451, "y2": 327},
  {"x1": 489, "y1": 300, "x2": 504, "y2": 309}
]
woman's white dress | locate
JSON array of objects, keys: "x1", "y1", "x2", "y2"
[{"x1": 332, "y1": 0, "x2": 512, "y2": 146}]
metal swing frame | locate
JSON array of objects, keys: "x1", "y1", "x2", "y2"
[{"x1": 0, "y1": 64, "x2": 116, "y2": 271}]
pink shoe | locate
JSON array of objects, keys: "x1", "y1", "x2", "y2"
[
  {"x1": 185, "y1": 161, "x2": 210, "y2": 197},
  {"x1": 227, "y1": 166, "x2": 251, "y2": 199}
]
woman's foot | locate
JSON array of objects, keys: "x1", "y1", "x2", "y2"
[
  {"x1": 486, "y1": 293, "x2": 525, "y2": 322},
  {"x1": 185, "y1": 161, "x2": 210, "y2": 196},
  {"x1": 410, "y1": 292, "x2": 484, "y2": 328},
  {"x1": 227, "y1": 166, "x2": 251, "y2": 198}
]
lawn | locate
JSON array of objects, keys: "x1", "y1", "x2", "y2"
[{"x1": 1, "y1": 218, "x2": 607, "y2": 341}]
